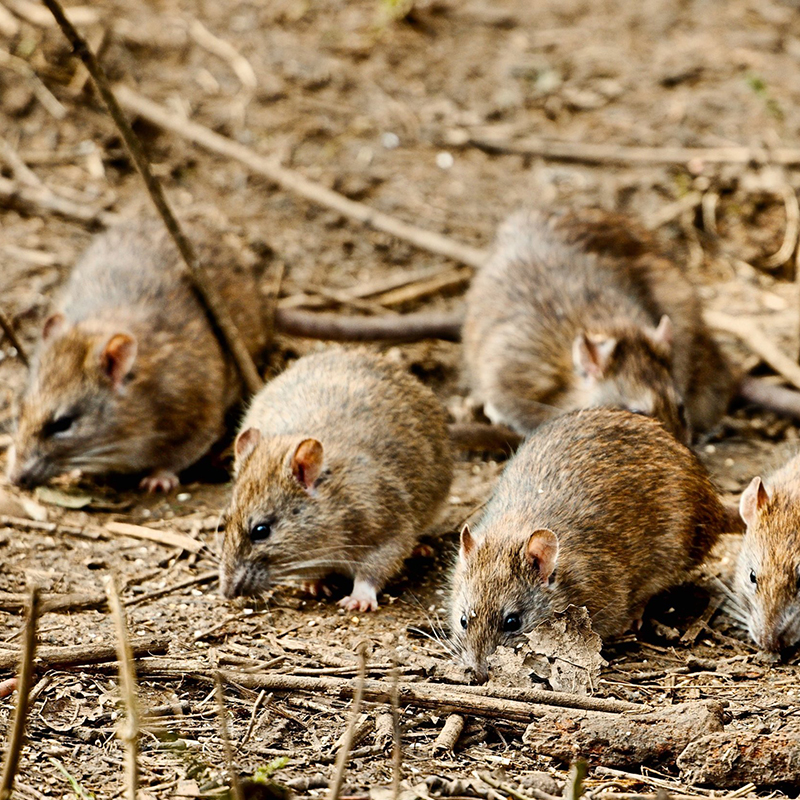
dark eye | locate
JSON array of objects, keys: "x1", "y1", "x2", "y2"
[
  {"x1": 460, "y1": 614, "x2": 468, "y2": 630},
  {"x1": 502, "y1": 613, "x2": 521, "y2": 633},
  {"x1": 250, "y1": 522, "x2": 272, "y2": 542},
  {"x1": 750, "y1": 569, "x2": 757, "y2": 586},
  {"x1": 43, "y1": 414, "x2": 75, "y2": 438}
]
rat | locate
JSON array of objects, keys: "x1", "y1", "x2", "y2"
[
  {"x1": 735, "y1": 453, "x2": 800, "y2": 652},
  {"x1": 463, "y1": 207, "x2": 736, "y2": 442},
  {"x1": 219, "y1": 347, "x2": 454, "y2": 612},
  {"x1": 449, "y1": 407, "x2": 730, "y2": 683},
  {"x1": 7, "y1": 219, "x2": 268, "y2": 492}
]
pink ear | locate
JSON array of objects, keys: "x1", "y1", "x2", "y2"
[
  {"x1": 651, "y1": 315, "x2": 673, "y2": 349},
  {"x1": 290, "y1": 439, "x2": 323, "y2": 490},
  {"x1": 524, "y1": 528, "x2": 559, "y2": 583},
  {"x1": 42, "y1": 313, "x2": 66, "y2": 341},
  {"x1": 572, "y1": 332, "x2": 617, "y2": 379},
  {"x1": 235, "y1": 427, "x2": 261, "y2": 463},
  {"x1": 740, "y1": 476, "x2": 770, "y2": 528},
  {"x1": 100, "y1": 333, "x2": 137, "y2": 390},
  {"x1": 460, "y1": 524, "x2": 476, "y2": 559}
]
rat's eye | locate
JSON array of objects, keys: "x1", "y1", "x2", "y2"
[
  {"x1": 749, "y1": 569, "x2": 758, "y2": 586},
  {"x1": 502, "y1": 613, "x2": 521, "y2": 633},
  {"x1": 460, "y1": 614, "x2": 468, "y2": 630},
  {"x1": 43, "y1": 413, "x2": 76, "y2": 438},
  {"x1": 250, "y1": 522, "x2": 273, "y2": 542}
]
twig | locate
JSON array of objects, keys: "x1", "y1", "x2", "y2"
[
  {"x1": 123, "y1": 570, "x2": 217, "y2": 608},
  {"x1": 105, "y1": 521, "x2": 205, "y2": 553},
  {"x1": 104, "y1": 576, "x2": 140, "y2": 800},
  {"x1": 0, "y1": 5, "x2": 20, "y2": 37},
  {"x1": 242, "y1": 689, "x2": 267, "y2": 745},
  {"x1": 0, "y1": 635, "x2": 168, "y2": 673},
  {"x1": 0, "y1": 590, "x2": 105, "y2": 614},
  {"x1": 0, "y1": 307, "x2": 28, "y2": 366},
  {"x1": 328, "y1": 642, "x2": 368, "y2": 800},
  {"x1": 763, "y1": 185, "x2": 799, "y2": 269},
  {"x1": 644, "y1": 191, "x2": 702, "y2": 230},
  {"x1": 113, "y1": 84, "x2": 487, "y2": 269},
  {"x1": 275, "y1": 308, "x2": 463, "y2": 342},
  {"x1": 706, "y1": 310, "x2": 800, "y2": 391},
  {"x1": 390, "y1": 663, "x2": 401, "y2": 800},
  {"x1": 448, "y1": 422, "x2": 522, "y2": 453},
  {"x1": 0, "y1": 587, "x2": 40, "y2": 800},
  {"x1": 0, "y1": 134, "x2": 42, "y2": 187},
  {"x1": 215, "y1": 673, "x2": 243, "y2": 800},
  {"x1": 468, "y1": 133, "x2": 800, "y2": 167},
  {"x1": 0, "y1": 175, "x2": 120, "y2": 226},
  {"x1": 41, "y1": 0, "x2": 263, "y2": 394},
  {"x1": 188, "y1": 19, "x2": 256, "y2": 92},
  {"x1": 0, "y1": 49, "x2": 66, "y2": 118},
  {"x1": 432, "y1": 714, "x2": 464, "y2": 753},
  {"x1": 478, "y1": 771, "x2": 560, "y2": 800},
  {"x1": 0, "y1": 514, "x2": 105, "y2": 540},
  {"x1": 4, "y1": 0, "x2": 98, "y2": 27},
  {"x1": 375, "y1": 267, "x2": 472, "y2": 307}
]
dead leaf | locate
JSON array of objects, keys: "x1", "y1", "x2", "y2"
[{"x1": 525, "y1": 605, "x2": 606, "y2": 694}]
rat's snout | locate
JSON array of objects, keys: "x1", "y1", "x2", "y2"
[
  {"x1": 219, "y1": 559, "x2": 267, "y2": 601},
  {"x1": 468, "y1": 664, "x2": 490, "y2": 685},
  {"x1": 7, "y1": 451, "x2": 49, "y2": 490}
]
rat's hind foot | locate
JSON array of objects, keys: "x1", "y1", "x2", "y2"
[
  {"x1": 140, "y1": 469, "x2": 179, "y2": 493},
  {"x1": 301, "y1": 579, "x2": 332, "y2": 598},
  {"x1": 338, "y1": 579, "x2": 378, "y2": 612},
  {"x1": 410, "y1": 543, "x2": 435, "y2": 559}
]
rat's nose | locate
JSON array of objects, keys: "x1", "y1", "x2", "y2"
[
  {"x1": 468, "y1": 664, "x2": 490, "y2": 685},
  {"x1": 10, "y1": 465, "x2": 40, "y2": 490}
]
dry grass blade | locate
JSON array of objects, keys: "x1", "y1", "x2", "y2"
[
  {"x1": 390, "y1": 663, "x2": 401, "y2": 800},
  {"x1": 763, "y1": 185, "x2": 800, "y2": 269},
  {"x1": 40, "y1": 0, "x2": 263, "y2": 395},
  {"x1": 105, "y1": 521, "x2": 205, "y2": 553},
  {"x1": 563, "y1": 761, "x2": 588, "y2": 800},
  {"x1": 328, "y1": 641, "x2": 369, "y2": 800},
  {"x1": 104, "y1": 576, "x2": 140, "y2": 800},
  {"x1": 0, "y1": 586, "x2": 40, "y2": 800},
  {"x1": 215, "y1": 672, "x2": 243, "y2": 800}
]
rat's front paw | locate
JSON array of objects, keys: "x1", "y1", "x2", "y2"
[
  {"x1": 301, "y1": 579, "x2": 332, "y2": 598},
  {"x1": 140, "y1": 469, "x2": 179, "y2": 493},
  {"x1": 338, "y1": 579, "x2": 378, "y2": 612}
]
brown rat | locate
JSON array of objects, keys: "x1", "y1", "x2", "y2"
[
  {"x1": 450, "y1": 407, "x2": 729, "y2": 683},
  {"x1": 463, "y1": 208, "x2": 736, "y2": 442},
  {"x1": 8, "y1": 219, "x2": 268, "y2": 492},
  {"x1": 735, "y1": 454, "x2": 800, "y2": 652},
  {"x1": 219, "y1": 347, "x2": 453, "y2": 612}
]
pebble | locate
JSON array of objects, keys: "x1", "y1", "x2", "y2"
[{"x1": 436, "y1": 151, "x2": 454, "y2": 169}]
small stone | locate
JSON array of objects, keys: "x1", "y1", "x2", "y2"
[
  {"x1": 381, "y1": 132, "x2": 400, "y2": 149},
  {"x1": 436, "y1": 151, "x2": 454, "y2": 169}
]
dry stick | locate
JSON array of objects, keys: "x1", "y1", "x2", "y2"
[
  {"x1": 0, "y1": 636, "x2": 168, "y2": 673},
  {"x1": 215, "y1": 673, "x2": 243, "y2": 800},
  {"x1": 0, "y1": 590, "x2": 106, "y2": 614},
  {"x1": 328, "y1": 642, "x2": 368, "y2": 800},
  {"x1": 104, "y1": 577, "x2": 140, "y2": 800},
  {"x1": 0, "y1": 134, "x2": 42, "y2": 187},
  {"x1": 432, "y1": 714, "x2": 464, "y2": 753},
  {"x1": 390, "y1": 664, "x2": 401, "y2": 800},
  {"x1": 763, "y1": 184, "x2": 799, "y2": 269},
  {"x1": 41, "y1": 0, "x2": 263, "y2": 395},
  {"x1": 705, "y1": 310, "x2": 800, "y2": 392},
  {"x1": 0, "y1": 308, "x2": 28, "y2": 366},
  {"x1": 478, "y1": 771, "x2": 559, "y2": 800},
  {"x1": 275, "y1": 308, "x2": 463, "y2": 342},
  {"x1": 0, "y1": 48, "x2": 66, "y2": 118},
  {"x1": 468, "y1": 134, "x2": 800, "y2": 167},
  {"x1": 0, "y1": 587, "x2": 40, "y2": 800},
  {"x1": 113, "y1": 85, "x2": 487, "y2": 270}
]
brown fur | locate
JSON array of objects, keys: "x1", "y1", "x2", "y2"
[
  {"x1": 220, "y1": 348, "x2": 453, "y2": 609},
  {"x1": 463, "y1": 208, "x2": 736, "y2": 441},
  {"x1": 8, "y1": 219, "x2": 268, "y2": 489},
  {"x1": 450, "y1": 407, "x2": 727, "y2": 682},
  {"x1": 735, "y1": 453, "x2": 800, "y2": 651}
]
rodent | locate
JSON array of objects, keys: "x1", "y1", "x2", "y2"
[
  {"x1": 735, "y1": 454, "x2": 800, "y2": 652},
  {"x1": 449, "y1": 407, "x2": 729, "y2": 683},
  {"x1": 219, "y1": 347, "x2": 454, "y2": 612},
  {"x1": 463, "y1": 207, "x2": 736, "y2": 442},
  {"x1": 7, "y1": 219, "x2": 268, "y2": 492}
]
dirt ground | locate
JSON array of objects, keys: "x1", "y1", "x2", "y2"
[{"x1": 2, "y1": 0, "x2": 800, "y2": 797}]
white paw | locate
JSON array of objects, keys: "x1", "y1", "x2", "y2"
[
  {"x1": 338, "y1": 579, "x2": 378, "y2": 612},
  {"x1": 140, "y1": 470, "x2": 179, "y2": 493}
]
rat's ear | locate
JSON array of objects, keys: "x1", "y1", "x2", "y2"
[
  {"x1": 460, "y1": 523, "x2": 476, "y2": 559},
  {"x1": 42, "y1": 313, "x2": 66, "y2": 341},
  {"x1": 572, "y1": 332, "x2": 616, "y2": 379},
  {"x1": 235, "y1": 427, "x2": 261, "y2": 464},
  {"x1": 290, "y1": 438, "x2": 323, "y2": 491},
  {"x1": 649, "y1": 315, "x2": 673, "y2": 350},
  {"x1": 100, "y1": 333, "x2": 137, "y2": 390},
  {"x1": 740, "y1": 476, "x2": 770, "y2": 528},
  {"x1": 524, "y1": 528, "x2": 559, "y2": 584}
]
